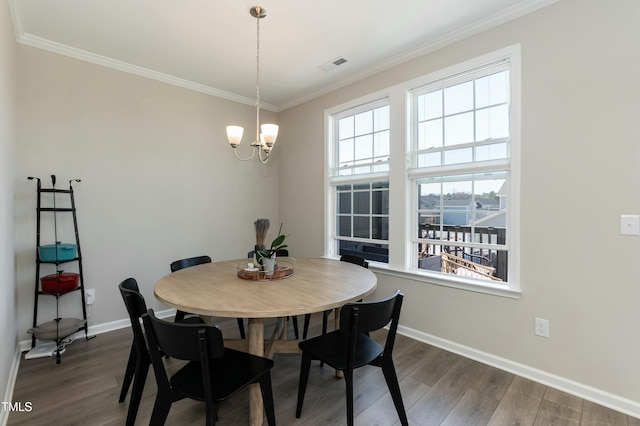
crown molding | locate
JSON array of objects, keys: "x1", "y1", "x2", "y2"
[
  {"x1": 14, "y1": 32, "x2": 279, "y2": 112},
  {"x1": 7, "y1": 0, "x2": 23, "y2": 41},
  {"x1": 10, "y1": 0, "x2": 556, "y2": 113}
]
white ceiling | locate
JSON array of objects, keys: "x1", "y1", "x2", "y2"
[{"x1": 9, "y1": 0, "x2": 555, "y2": 111}]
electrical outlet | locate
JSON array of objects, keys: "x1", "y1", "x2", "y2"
[
  {"x1": 534, "y1": 317, "x2": 549, "y2": 337},
  {"x1": 86, "y1": 288, "x2": 95, "y2": 305}
]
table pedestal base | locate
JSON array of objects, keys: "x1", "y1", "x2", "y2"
[
  {"x1": 248, "y1": 318, "x2": 264, "y2": 426},
  {"x1": 204, "y1": 308, "x2": 345, "y2": 424}
]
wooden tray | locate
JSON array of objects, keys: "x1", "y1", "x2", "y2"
[{"x1": 237, "y1": 259, "x2": 294, "y2": 281}]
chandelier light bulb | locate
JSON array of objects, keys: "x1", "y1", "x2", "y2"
[
  {"x1": 261, "y1": 124, "x2": 279, "y2": 147},
  {"x1": 226, "y1": 126, "x2": 244, "y2": 147}
]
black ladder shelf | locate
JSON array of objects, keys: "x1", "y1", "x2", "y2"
[{"x1": 29, "y1": 175, "x2": 91, "y2": 364}]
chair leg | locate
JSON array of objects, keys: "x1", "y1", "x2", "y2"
[
  {"x1": 204, "y1": 400, "x2": 218, "y2": 426},
  {"x1": 344, "y1": 368, "x2": 355, "y2": 426},
  {"x1": 321, "y1": 310, "x2": 330, "y2": 335},
  {"x1": 259, "y1": 372, "x2": 276, "y2": 426},
  {"x1": 291, "y1": 316, "x2": 300, "y2": 339},
  {"x1": 174, "y1": 309, "x2": 186, "y2": 322},
  {"x1": 320, "y1": 310, "x2": 331, "y2": 367},
  {"x1": 302, "y1": 314, "x2": 311, "y2": 339},
  {"x1": 149, "y1": 393, "x2": 173, "y2": 426},
  {"x1": 125, "y1": 358, "x2": 149, "y2": 426},
  {"x1": 296, "y1": 352, "x2": 313, "y2": 418},
  {"x1": 119, "y1": 343, "x2": 136, "y2": 402},
  {"x1": 237, "y1": 318, "x2": 246, "y2": 339},
  {"x1": 381, "y1": 361, "x2": 409, "y2": 426}
]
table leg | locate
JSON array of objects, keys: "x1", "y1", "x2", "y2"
[{"x1": 248, "y1": 318, "x2": 264, "y2": 426}]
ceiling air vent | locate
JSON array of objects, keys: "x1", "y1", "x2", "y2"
[{"x1": 320, "y1": 57, "x2": 348, "y2": 72}]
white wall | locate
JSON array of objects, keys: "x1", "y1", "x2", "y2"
[
  {"x1": 14, "y1": 46, "x2": 281, "y2": 336},
  {"x1": 279, "y1": 0, "x2": 640, "y2": 410},
  {"x1": 0, "y1": 0, "x2": 17, "y2": 422}
]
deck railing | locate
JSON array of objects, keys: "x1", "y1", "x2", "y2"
[
  {"x1": 419, "y1": 224, "x2": 507, "y2": 281},
  {"x1": 338, "y1": 224, "x2": 508, "y2": 281}
]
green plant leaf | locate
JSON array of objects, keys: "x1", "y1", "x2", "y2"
[{"x1": 271, "y1": 234, "x2": 286, "y2": 248}]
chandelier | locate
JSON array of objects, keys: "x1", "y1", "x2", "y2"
[{"x1": 226, "y1": 6, "x2": 279, "y2": 164}]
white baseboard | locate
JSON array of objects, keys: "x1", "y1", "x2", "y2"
[{"x1": 397, "y1": 324, "x2": 640, "y2": 420}]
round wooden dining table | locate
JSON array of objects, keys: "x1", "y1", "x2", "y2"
[{"x1": 154, "y1": 257, "x2": 377, "y2": 426}]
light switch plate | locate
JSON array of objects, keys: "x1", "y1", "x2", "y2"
[{"x1": 620, "y1": 215, "x2": 640, "y2": 236}]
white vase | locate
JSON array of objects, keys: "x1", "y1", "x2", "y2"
[{"x1": 262, "y1": 257, "x2": 276, "y2": 276}]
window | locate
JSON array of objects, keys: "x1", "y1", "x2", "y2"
[
  {"x1": 325, "y1": 46, "x2": 520, "y2": 295},
  {"x1": 410, "y1": 60, "x2": 513, "y2": 284},
  {"x1": 336, "y1": 102, "x2": 390, "y2": 176},
  {"x1": 328, "y1": 100, "x2": 390, "y2": 263}
]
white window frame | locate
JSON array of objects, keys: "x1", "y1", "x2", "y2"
[
  {"x1": 324, "y1": 45, "x2": 521, "y2": 298},
  {"x1": 325, "y1": 95, "x2": 391, "y2": 260}
]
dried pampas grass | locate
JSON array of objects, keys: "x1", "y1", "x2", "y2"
[{"x1": 254, "y1": 218, "x2": 270, "y2": 246}]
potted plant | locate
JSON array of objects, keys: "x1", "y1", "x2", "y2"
[{"x1": 257, "y1": 234, "x2": 287, "y2": 273}]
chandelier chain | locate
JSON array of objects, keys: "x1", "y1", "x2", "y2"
[{"x1": 255, "y1": 11, "x2": 261, "y2": 142}]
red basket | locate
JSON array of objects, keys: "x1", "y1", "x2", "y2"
[{"x1": 41, "y1": 272, "x2": 79, "y2": 294}]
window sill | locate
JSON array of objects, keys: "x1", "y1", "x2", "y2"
[{"x1": 368, "y1": 262, "x2": 521, "y2": 299}]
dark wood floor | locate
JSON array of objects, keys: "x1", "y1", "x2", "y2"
[{"x1": 8, "y1": 316, "x2": 639, "y2": 426}]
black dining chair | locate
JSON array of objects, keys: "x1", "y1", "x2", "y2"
[
  {"x1": 170, "y1": 255, "x2": 247, "y2": 339},
  {"x1": 247, "y1": 248, "x2": 289, "y2": 258},
  {"x1": 296, "y1": 291, "x2": 408, "y2": 426},
  {"x1": 117, "y1": 278, "x2": 148, "y2": 426},
  {"x1": 303, "y1": 254, "x2": 370, "y2": 340},
  {"x1": 117, "y1": 278, "x2": 204, "y2": 426},
  {"x1": 340, "y1": 254, "x2": 370, "y2": 269},
  {"x1": 142, "y1": 308, "x2": 277, "y2": 426}
]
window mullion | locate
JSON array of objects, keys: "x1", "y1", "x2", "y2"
[{"x1": 408, "y1": 158, "x2": 510, "y2": 180}]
